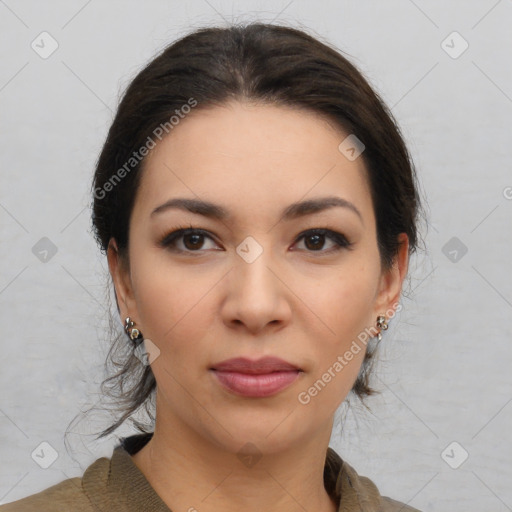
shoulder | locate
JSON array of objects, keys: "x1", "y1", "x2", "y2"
[
  {"x1": 0, "y1": 456, "x2": 110, "y2": 512},
  {"x1": 352, "y1": 472, "x2": 423, "y2": 512},
  {"x1": 326, "y1": 448, "x2": 423, "y2": 512},
  {"x1": 0, "y1": 477, "x2": 93, "y2": 511},
  {"x1": 380, "y1": 496, "x2": 423, "y2": 511}
]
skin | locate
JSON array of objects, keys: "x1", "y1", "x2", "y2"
[{"x1": 108, "y1": 100, "x2": 409, "y2": 512}]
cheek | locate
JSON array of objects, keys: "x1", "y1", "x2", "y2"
[
  {"x1": 307, "y1": 262, "x2": 379, "y2": 344},
  {"x1": 337, "y1": 273, "x2": 377, "y2": 331},
  {"x1": 299, "y1": 259, "x2": 379, "y2": 398},
  {"x1": 130, "y1": 250, "x2": 216, "y2": 361}
]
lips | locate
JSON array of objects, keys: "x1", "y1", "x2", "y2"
[
  {"x1": 210, "y1": 357, "x2": 303, "y2": 398},
  {"x1": 210, "y1": 356, "x2": 301, "y2": 374}
]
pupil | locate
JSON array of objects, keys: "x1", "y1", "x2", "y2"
[
  {"x1": 185, "y1": 233, "x2": 203, "y2": 250},
  {"x1": 306, "y1": 234, "x2": 323, "y2": 250}
]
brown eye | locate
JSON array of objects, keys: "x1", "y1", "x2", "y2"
[
  {"x1": 294, "y1": 229, "x2": 352, "y2": 254},
  {"x1": 304, "y1": 233, "x2": 325, "y2": 251},
  {"x1": 182, "y1": 232, "x2": 205, "y2": 250},
  {"x1": 159, "y1": 227, "x2": 220, "y2": 254},
  {"x1": 159, "y1": 226, "x2": 352, "y2": 256}
]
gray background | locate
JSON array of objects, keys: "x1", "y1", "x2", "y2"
[{"x1": 1, "y1": 1, "x2": 511, "y2": 510}]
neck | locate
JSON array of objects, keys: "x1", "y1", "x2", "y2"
[{"x1": 131, "y1": 401, "x2": 338, "y2": 512}]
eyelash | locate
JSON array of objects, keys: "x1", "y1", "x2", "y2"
[{"x1": 158, "y1": 224, "x2": 353, "y2": 256}]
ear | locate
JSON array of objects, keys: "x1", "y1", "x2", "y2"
[
  {"x1": 107, "y1": 238, "x2": 137, "y2": 322},
  {"x1": 373, "y1": 233, "x2": 409, "y2": 318}
]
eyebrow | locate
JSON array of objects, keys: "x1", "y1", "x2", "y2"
[{"x1": 151, "y1": 196, "x2": 363, "y2": 223}]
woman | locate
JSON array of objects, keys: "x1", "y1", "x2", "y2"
[{"x1": 1, "y1": 22, "x2": 423, "y2": 512}]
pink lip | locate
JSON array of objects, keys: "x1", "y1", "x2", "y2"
[
  {"x1": 210, "y1": 357, "x2": 303, "y2": 398},
  {"x1": 210, "y1": 356, "x2": 301, "y2": 373}
]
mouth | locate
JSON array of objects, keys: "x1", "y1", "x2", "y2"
[
  {"x1": 210, "y1": 356, "x2": 302, "y2": 374},
  {"x1": 209, "y1": 356, "x2": 303, "y2": 398},
  {"x1": 210, "y1": 369, "x2": 302, "y2": 398}
]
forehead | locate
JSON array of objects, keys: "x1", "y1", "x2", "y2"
[{"x1": 135, "y1": 101, "x2": 373, "y2": 224}]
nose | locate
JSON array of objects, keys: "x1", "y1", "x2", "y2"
[{"x1": 221, "y1": 249, "x2": 292, "y2": 335}]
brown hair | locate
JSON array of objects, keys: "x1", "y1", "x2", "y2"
[{"x1": 89, "y1": 22, "x2": 423, "y2": 439}]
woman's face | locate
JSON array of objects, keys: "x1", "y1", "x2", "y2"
[{"x1": 109, "y1": 100, "x2": 407, "y2": 454}]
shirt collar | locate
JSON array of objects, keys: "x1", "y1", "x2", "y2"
[{"x1": 83, "y1": 432, "x2": 383, "y2": 512}]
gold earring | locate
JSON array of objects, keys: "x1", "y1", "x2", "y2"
[
  {"x1": 124, "y1": 317, "x2": 144, "y2": 346},
  {"x1": 376, "y1": 315, "x2": 388, "y2": 341}
]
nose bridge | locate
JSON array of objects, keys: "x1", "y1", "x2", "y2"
[
  {"x1": 233, "y1": 238, "x2": 278, "y2": 300},
  {"x1": 222, "y1": 236, "x2": 290, "y2": 332}
]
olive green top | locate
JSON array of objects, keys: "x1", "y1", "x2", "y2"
[{"x1": 0, "y1": 432, "x2": 421, "y2": 511}]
